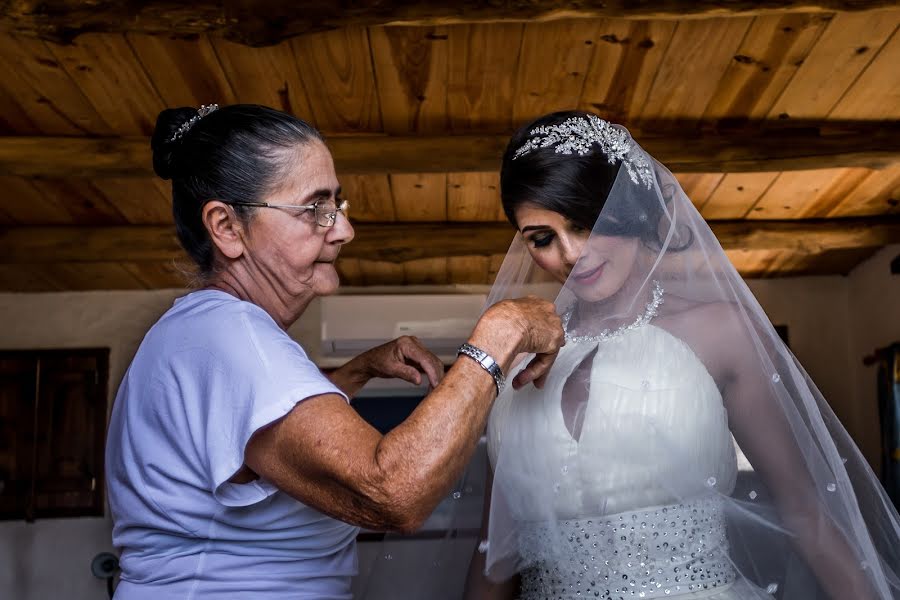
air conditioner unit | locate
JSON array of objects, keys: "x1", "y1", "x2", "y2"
[{"x1": 320, "y1": 294, "x2": 487, "y2": 360}]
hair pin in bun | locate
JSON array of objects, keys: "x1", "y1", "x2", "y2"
[{"x1": 167, "y1": 104, "x2": 218, "y2": 144}]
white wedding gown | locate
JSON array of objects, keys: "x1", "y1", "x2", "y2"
[{"x1": 487, "y1": 320, "x2": 771, "y2": 600}]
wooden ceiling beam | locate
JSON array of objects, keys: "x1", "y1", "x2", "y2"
[
  {"x1": 3, "y1": 217, "x2": 899, "y2": 264},
  {"x1": 1, "y1": 1, "x2": 896, "y2": 46},
  {"x1": 1, "y1": 124, "x2": 899, "y2": 178}
]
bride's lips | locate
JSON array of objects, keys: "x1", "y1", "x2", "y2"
[{"x1": 571, "y1": 262, "x2": 605, "y2": 285}]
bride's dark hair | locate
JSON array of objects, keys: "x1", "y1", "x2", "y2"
[{"x1": 500, "y1": 110, "x2": 668, "y2": 247}]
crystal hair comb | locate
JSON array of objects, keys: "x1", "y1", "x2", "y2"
[{"x1": 513, "y1": 114, "x2": 654, "y2": 189}]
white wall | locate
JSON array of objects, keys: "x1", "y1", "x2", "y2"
[{"x1": 0, "y1": 248, "x2": 897, "y2": 600}]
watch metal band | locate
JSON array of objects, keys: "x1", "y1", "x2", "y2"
[{"x1": 457, "y1": 342, "x2": 505, "y2": 396}]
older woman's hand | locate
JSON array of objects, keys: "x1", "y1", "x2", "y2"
[
  {"x1": 329, "y1": 336, "x2": 444, "y2": 397},
  {"x1": 468, "y1": 296, "x2": 564, "y2": 390}
]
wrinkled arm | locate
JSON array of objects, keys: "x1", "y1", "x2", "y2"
[{"x1": 243, "y1": 298, "x2": 564, "y2": 533}]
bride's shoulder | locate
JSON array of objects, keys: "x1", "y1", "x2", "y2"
[
  {"x1": 662, "y1": 295, "x2": 743, "y2": 327},
  {"x1": 658, "y1": 297, "x2": 747, "y2": 349}
]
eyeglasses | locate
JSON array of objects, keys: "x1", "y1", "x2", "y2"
[{"x1": 222, "y1": 198, "x2": 349, "y2": 227}]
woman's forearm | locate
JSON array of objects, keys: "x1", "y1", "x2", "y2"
[
  {"x1": 371, "y1": 324, "x2": 520, "y2": 529},
  {"x1": 327, "y1": 354, "x2": 371, "y2": 398}
]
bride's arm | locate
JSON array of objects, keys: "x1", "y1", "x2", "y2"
[
  {"x1": 464, "y1": 469, "x2": 519, "y2": 600},
  {"x1": 714, "y1": 306, "x2": 876, "y2": 599}
]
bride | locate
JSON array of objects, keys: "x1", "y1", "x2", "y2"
[{"x1": 459, "y1": 112, "x2": 900, "y2": 599}]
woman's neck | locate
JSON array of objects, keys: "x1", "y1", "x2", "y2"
[
  {"x1": 205, "y1": 268, "x2": 315, "y2": 331},
  {"x1": 572, "y1": 268, "x2": 654, "y2": 330}
]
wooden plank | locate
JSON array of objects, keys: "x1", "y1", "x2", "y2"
[
  {"x1": 673, "y1": 173, "x2": 724, "y2": 211},
  {"x1": 4, "y1": 1, "x2": 897, "y2": 47},
  {"x1": 766, "y1": 11, "x2": 899, "y2": 119},
  {"x1": 119, "y1": 261, "x2": 189, "y2": 289},
  {"x1": 402, "y1": 257, "x2": 449, "y2": 285},
  {"x1": 827, "y1": 163, "x2": 900, "y2": 216},
  {"x1": 5, "y1": 218, "x2": 899, "y2": 264},
  {"x1": 0, "y1": 78, "x2": 38, "y2": 135},
  {"x1": 360, "y1": 260, "x2": 405, "y2": 286},
  {"x1": 701, "y1": 13, "x2": 832, "y2": 121},
  {"x1": 210, "y1": 37, "x2": 316, "y2": 120},
  {"x1": 487, "y1": 254, "x2": 508, "y2": 284},
  {"x1": 579, "y1": 20, "x2": 678, "y2": 123},
  {"x1": 335, "y1": 257, "x2": 365, "y2": 286},
  {"x1": 29, "y1": 179, "x2": 129, "y2": 224},
  {"x1": 828, "y1": 26, "x2": 900, "y2": 119},
  {"x1": 125, "y1": 33, "x2": 237, "y2": 108},
  {"x1": 38, "y1": 262, "x2": 147, "y2": 290},
  {"x1": 0, "y1": 265, "x2": 61, "y2": 291},
  {"x1": 289, "y1": 27, "x2": 381, "y2": 132},
  {"x1": 726, "y1": 248, "x2": 779, "y2": 277},
  {"x1": 640, "y1": 17, "x2": 754, "y2": 122},
  {"x1": 89, "y1": 178, "x2": 172, "y2": 224},
  {"x1": 45, "y1": 34, "x2": 165, "y2": 135},
  {"x1": 0, "y1": 176, "x2": 77, "y2": 224},
  {"x1": 340, "y1": 174, "x2": 395, "y2": 221},
  {"x1": 448, "y1": 256, "x2": 491, "y2": 284},
  {"x1": 446, "y1": 23, "x2": 524, "y2": 133},
  {"x1": 4, "y1": 125, "x2": 899, "y2": 177},
  {"x1": 700, "y1": 172, "x2": 779, "y2": 219},
  {"x1": 390, "y1": 174, "x2": 447, "y2": 221},
  {"x1": 513, "y1": 21, "x2": 601, "y2": 123},
  {"x1": 803, "y1": 167, "x2": 873, "y2": 217},
  {"x1": 798, "y1": 246, "x2": 881, "y2": 275},
  {"x1": 369, "y1": 26, "x2": 448, "y2": 134},
  {"x1": 748, "y1": 168, "x2": 862, "y2": 218},
  {"x1": 0, "y1": 226, "x2": 186, "y2": 263},
  {"x1": 390, "y1": 171, "x2": 449, "y2": 281},
  {"x1": 447, "y1": 172, "x2": 504, "y2": 221},
  {"x1": 0, "y1": 34, "x2": 111, "y2": 135}
]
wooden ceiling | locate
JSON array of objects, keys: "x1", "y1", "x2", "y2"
[{"x1": 0, "y1": 1, "x2": 898, "y2": 291}]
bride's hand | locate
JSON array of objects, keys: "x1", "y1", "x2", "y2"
[{"x1": 471, "y1": 296, "x2": 565, "y2": 390}]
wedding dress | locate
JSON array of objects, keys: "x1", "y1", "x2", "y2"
[{"x1": 487, "y1": 291, "x2": 770, "y2": 599}]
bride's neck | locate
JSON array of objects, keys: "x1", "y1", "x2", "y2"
[{"x1": 573, "y1": 269, "x2": 652, "y2": 326}]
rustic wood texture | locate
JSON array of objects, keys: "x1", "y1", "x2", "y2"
[
  {"x1": 4, "y1": 218, "x2": 899, "y2": 266},
  {"x1": 2, "y1": 124, "x2": 899, "y2": 178},
  {"x1": 2, "y1": 1, "x2": 898, "y2": 46},
  {"x1": 0, "y1": 10, "x2": 899, "y2": 286}
]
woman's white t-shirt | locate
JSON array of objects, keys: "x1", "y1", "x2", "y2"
[{"x1": 106, "y1": 290, "x2": 359, "y2": 599}]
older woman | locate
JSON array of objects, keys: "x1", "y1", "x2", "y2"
[{"x1": 105, "y1": 104, "x2": 563, "y2": 599}]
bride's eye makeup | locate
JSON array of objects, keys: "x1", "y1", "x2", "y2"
[{"x1": 530, "y1": 232, "x2": 555, "y2": 248}]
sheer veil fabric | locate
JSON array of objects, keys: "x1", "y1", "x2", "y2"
[{"x1": 357, "y1": 117, "x2": 900, "y2": 599}]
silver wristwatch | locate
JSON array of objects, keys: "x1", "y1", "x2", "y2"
[{"x1": 457, "y1": 343, "x2": 505, "y2": 396}]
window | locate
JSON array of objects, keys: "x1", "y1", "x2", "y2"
[{"x1": 0, "y1": 348, "x2": 109, "y2": 521}]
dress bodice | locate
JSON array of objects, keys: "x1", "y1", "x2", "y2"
[
  {"x1": 486, "y1": 324, "x2": 742, "y2": 599},
  {"x1": 487, "y1": 323, "x2": 738, "y2": 520}
]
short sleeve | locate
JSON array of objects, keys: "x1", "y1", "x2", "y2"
[{"x1": 174, "y1": 304, "x2": 347, "y2": 508}]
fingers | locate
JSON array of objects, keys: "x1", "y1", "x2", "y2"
[
  {"x1": 402, "y1": 337, "x2": 445, "y2": 389},
  {"x1": 389, "y1": 363, "x2": 423, "y2": 386},
  {"x1": 512, "y1": 350, "x2": 559, "y2": 390},
  {"x1": 391, "y1": 336, "x2": 445, "y2": 388}
]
